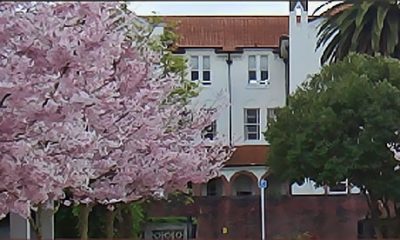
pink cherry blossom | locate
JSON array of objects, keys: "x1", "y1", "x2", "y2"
[{"x1": 0, "y1": 2, "x2": 233, "y2": 218}]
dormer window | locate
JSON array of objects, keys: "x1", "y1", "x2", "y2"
[
  {"x1": 248, "y1": 55, "x2": 269, "y2": 85},
  {"x1": 190, "y1": 55, "x2": 211, "y2": 85}
]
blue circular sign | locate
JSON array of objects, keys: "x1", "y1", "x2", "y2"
[{"x1": 259, "y1": 179, "x2": 268, "y2": 189}]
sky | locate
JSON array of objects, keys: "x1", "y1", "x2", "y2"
[{"x1": 129, "y1": 1, "x2": 341, "y2": 16}]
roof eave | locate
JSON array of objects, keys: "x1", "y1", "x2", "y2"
[{"x1": 172, "y1": 45, "x2": 281, "y2": 54}]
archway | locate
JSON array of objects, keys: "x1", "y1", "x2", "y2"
[{"x1": 231, "y1": 172, "x2": 257, "y2": 196}]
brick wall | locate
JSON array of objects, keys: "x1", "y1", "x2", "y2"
[{"x1": 145, "y1": 195, "x2": 368, "y2": 240}]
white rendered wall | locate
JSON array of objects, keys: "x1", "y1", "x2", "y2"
[
  {"x1": 181, "y1": 49, "x2": 286, "y2": 146},
  {"x1": 289, "y1": 8, "x2": 324, "y2": 94}
]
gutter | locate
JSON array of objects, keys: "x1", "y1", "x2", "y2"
[{"x1": 226, "y1": 53, "x2": 233, "y2": 147}]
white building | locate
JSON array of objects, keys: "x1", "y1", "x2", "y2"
[
  {"x1": 142, "y1": 4, "x2": 362, "y2": 239},
  {"x1": 162, "y1": 16, "x2": 289, "y2": 196},
  {"x1": 153, "y1": 1, "x2": 360, "y2": 197}
]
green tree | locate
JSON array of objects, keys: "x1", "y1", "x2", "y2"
[
  {"x1": 265, "y1": 54, "x2": 400, "y2": 238},
  {"x1": 129, "y1": 13, "x2": 200, "y2": 105},
  {"x1": 316, "y1": 0, "x2": 400, "y2": 64}
]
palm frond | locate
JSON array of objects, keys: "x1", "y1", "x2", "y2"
[{"x1": 317, "y1": 0, "x2": 400, "y2": 64}]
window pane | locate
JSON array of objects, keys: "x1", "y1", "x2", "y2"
[
  {"x1": 329, "y1": 183, "x2": 347, "y2": 192},
  {"x1": 245, "y1": 129, "x2": 260, "y2": 140},
  {"x1": 191, "y1": 71, "x2": 199, "y2": 81},
  {"x1": 190, "y1": 56, "x2": 199, "y2": 69},
  {"x1": 247, "y1": 133, "x2": 259, "y2": 140},
  {"x1": 328, "y1": 180, "x2": 348, "y2": 194},
  {"x1": 245, "y1": 109, "x2": 258, "y2": 122},
  {"x1": 261, "y1": 71, "x2": 269, "y2": 81},
  {"x1": 203, "y1": 71, "x2": 210, "y2": 81},
  {"x1": 261, "y1": 55, "x2": 268, "y2": 70},
  {"x1": 248, "y1": 71, "x2": 256, "y2": 81},
  {"x1": 247, "y1": 117, "x2": 257, "y2": 124},
  {"x1": 203, "y1": 56, "x2": 210, "y2": 70},
  {"x1": 248, "y1": 55, "x2": 256, "y2": 69},
  {"x1": 247, "y1": 125, "x2": 258, "y2": 132}
]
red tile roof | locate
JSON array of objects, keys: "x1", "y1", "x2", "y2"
[
  {"x1": 163, "y1": 16, "x2": 289, "y2": 51},
  {"x1": 226, "y1": 145, "x2": 269, "y2": 166}
]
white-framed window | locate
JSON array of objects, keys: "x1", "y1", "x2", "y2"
[
  {"x1": 327, "y1": 179, "x2": 349, "y2": 195},
  {"x1": 248, "y1": 55, "x2": 269, "y2": 85},
  {"x1": 190, "y1": 56, "x2": 199, "y2": 81},
  {"x1": 190, "y1": 55, "x2": 211, "y2": 85},
  {"x1": 248, "y1": 56, "x2": 257, "y2": 83},
  {"x1": 244, "y1": 108, "x2": 260, "y2": 140},
  {"x1": 202, "y1": 56, "x2": 211, "y2": 84},
  {"x1": 202, "y1": 120, "x2": 217, "y2": 140}
]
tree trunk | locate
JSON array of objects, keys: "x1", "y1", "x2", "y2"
[
  {"x1": 369, "y1": 193, "x2": 384, "y2": 240},
  {"x1": 384, "y1": 201, "x2": 391, "y2": 218},
  {"x1": 30, "y1": 204, "x2": 43, "y2": 240},
  {"x1": 28, "y1": 217, "x2": 41, "y2": 240},
  {"x1": 116, "y1": 203, "x2": 134, "y2": 238},
  {"x1": 79, "y1": 204, "x2": 92, "y2": 240},
  {"x1": 105, "y1": 207, "x2": 116, "y2": 239}
]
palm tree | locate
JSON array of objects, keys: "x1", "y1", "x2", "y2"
[{"x1": 316, "y1": 0, "x2": 400, "y2": 64}]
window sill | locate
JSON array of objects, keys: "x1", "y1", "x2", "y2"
[
  {"x1": 327, "y1": 192, "x2": 349, "y2": 195},
  {"x1": 243, "y1": 140, "x2": 267, "y2": 145},
  {"x1": 246, "y1": 83, "x2": 270, "y2": 89},
  {"x1": 193, "y1": 80, "x2": 212, "y2": 86}
]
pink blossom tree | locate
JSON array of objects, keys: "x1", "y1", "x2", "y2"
[{"x1": 0, "y1": 2, "x2": 232, "y2": 239}]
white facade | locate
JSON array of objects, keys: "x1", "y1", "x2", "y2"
[
  {"x1": 161, "y1": 7, "x2": 360, "y2": 196},
  {"x1": 181, "y1": 48, "x2": 287, "y2": 146},
  {"x1": 289, "y1": 3, "x2": 324, "y2": 94}
]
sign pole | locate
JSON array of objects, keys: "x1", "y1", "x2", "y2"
[
  {"x1": 259, "y1": 179, "x2": 268, "y2": 240},
  {"x1": 261, "y1": 187, "x2": 265, "y2": 240}
]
